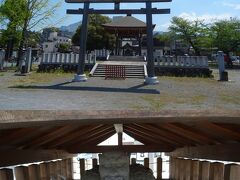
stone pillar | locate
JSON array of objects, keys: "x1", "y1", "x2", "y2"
[
  {"x1": 28, "y1": 164, "x2": 40, "y2": 180},
  {"x1": 0, "y1": 169, "x2": 14, "y2": 180},
  {"x1": 131, "y1": 158, "x2": 136, "y2": 165},
  {"x1": 199, "y1": 161, "x2": 210, "y2": 180},
  {"x1": 39, "y1": 163, "x2": 48, "y2": 180},
  {"x1": 15, "y1": 166, "x2": 29, "y2": 180},
  {"x1": 25, "y1": 47, "x2": 32, "y2": 74},
  {"x1": 157, "y1": 157, "x2": 162, "y2": 180},
  {"x1": 191, "y1": 160, "x2": 199, "y2": 180},
  {"x1": 209, "y1": 162, "x2": 224, "y2": 180},
  {"x1": 224, "y1": 164, "x2": 240, "y2": 180},
  {"x1": 99, "y1": 152, "x2": 129, "y2": 180},
  {"x1": 92, "y1": 158, "x2": 98, "y2": 167},
  {"x1": 144, "y1": 158, "x2": 149, "y2": 168},
  {"x1": 80, "y1": 158, "x2": 85, "y2": 177},
  {"x1": 217, "y1": 51, "x2": 228, "y2": 81},
  {"x1": 0, "y1": 49, "x2": 5, "y2": 71}
]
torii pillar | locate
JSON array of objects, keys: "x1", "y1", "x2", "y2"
[
  {"x1": 145, "y1": 1, "x2": 159, "y2": 85},
  {"x1": 73, "y1": 2, "x2": 90, "y2": 82}
]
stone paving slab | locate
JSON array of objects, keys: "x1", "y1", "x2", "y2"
[{"x1": 0, "y1": 69, "x2": 240, "y2": 111}]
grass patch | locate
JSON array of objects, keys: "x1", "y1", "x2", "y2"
[
  {"x1": 0, "y1": 73, "x2": 4, "y2": 76},
  {"x1": 141, "y1": 93, "x2": 207, "y2": 109},
  {"x1": 12, "y1": 71, "x2": 74, "y2": 86},
  {"x1": 220, "y1": 92, "x2": 240, "y2": 105}
]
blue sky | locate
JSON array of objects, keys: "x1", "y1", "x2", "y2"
[{"x1": 51, "y1": 0, "x2": 240, "y2": 31}]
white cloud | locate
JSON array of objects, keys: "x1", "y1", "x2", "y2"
[
  {"x1": 178, "y1": 12, "x2": 232, "y2": 23},
  {"x1": 221, "y1": 1, "x2": 240, "y2": 10}
]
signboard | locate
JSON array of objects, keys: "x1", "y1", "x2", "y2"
[{"x1": 66, "y1": 0, "x2": 171, "y2": 3}]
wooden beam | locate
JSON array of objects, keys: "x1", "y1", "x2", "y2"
[
  {"x1": 66, "y1": 0, "x2": 172, "y2": 3},
  {"x1": 197, "y1": 122, "x2": 240, "y2": 142},
  {"x1": 0, "y1": 128, "x2": 38, "y2": 145},
  {"x1": 68, "y1": 145, "x2": 173, "y2": 153},
  {"x1": 132, "y1": 123, "x2": 186, "y2": 146},
  {"x1": 67, "y1": 8, "x2": 170, "y2": 15},
  {"x1": 46, "y1": 125, "x2": 103, "y2": 148},
  {"x1": 1, "y1": 110, "x2": 240, "y2": 130},
  {"x1": 62, "y1": 125, "x2": 114, "y2": 147},
  {"x1": 0, "y1": 149, "x2": 74, "y2": 167},
  {"x1": 20, "y1": 125, "x2": 78, "y2": 149},
  {"x1": 124, "y1": 126, "x2": 171, "y2": 146},
  {"x1": 67, "y1": 130, "x2": 116, "y2": 152},
  {"x1": 159, "y1": 123, "x2": 218, "y2": 145},
  {"x1": 169, "y1": 143, "x2": 240, "y2": 162}
]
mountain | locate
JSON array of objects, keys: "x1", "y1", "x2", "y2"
[{"x1": 60, "y1": 22, "x2": 81, "y2": 33}]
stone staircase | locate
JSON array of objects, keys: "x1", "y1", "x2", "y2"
[
  {"x1": 90, "y1": 56, "x2": 147, "y2": 79},
  {"x1": 108, "y1": 56, "x2": 145, "y2": 62}
]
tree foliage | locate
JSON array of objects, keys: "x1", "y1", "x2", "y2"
[
  {"x1": 168, "y1": 16, "x2": 240, "y2": 55},
  {"x1": 72, "y1": 14, "x2": 115, "y2": 51},
  {"x1": 169, "y1": 17, "x2": 212, "y2": 55},
  {"x1": 211, "y1": 18, "x2": 240, "y2": 54}
]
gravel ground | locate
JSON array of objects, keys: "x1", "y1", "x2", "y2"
[{"x1": 0, "y1": 69, "x2": 239, "y2": 110}]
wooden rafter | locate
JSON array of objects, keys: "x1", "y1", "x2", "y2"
[
  {"x1": 132, "y1": 123, "x2": 185, "y2": 147},
  {"x1": 20, "y1": 125, "x2": 79, "y2": 149},
  {"x1": 65, "y1": 125, "x2": 115, "y2": 147},
  {"x1": 46, "y1": 125, "x2": 104, "y2": 148},
  {"x1": 124, "y1": 127, "x2": 170, "y2": 147},
  {"x1": 197, "y1": 122, "x2": 240, "y2": 142},
  {"x1": 158, "y1": 123, "x2": 219, "y2": 145}
]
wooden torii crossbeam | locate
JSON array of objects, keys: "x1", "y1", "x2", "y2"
[{"x1": 66, "y1": 0, "x2": 171, "y2": 84}]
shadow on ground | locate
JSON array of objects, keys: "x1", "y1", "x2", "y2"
[{"x1": 9, "y1": 81, "x2": 160, "y2": 94}]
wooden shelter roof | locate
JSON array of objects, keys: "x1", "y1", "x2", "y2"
[
  {"x1": 0, "y1": 110, "x2": 240, "y2": 166},
  {"x1": 102, "y1": 16, "x2": 155, "y2": 36}
]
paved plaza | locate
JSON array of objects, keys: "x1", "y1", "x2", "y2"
[{"x1": 0, "y1": 69, "x2": 240, "y2": 110}]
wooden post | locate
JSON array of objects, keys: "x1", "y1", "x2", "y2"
[
  {"x1": 224, "y1": 164, "x2": 240, "y2": 180},
  {"x1": 191, "y1": 160, "x2": 199, "y2": 180},
  {"x1": 184, "y1": 159, "x2": 191, "y2": 180},
  {"x1": 209, "y1": 162, "x2": 224, "y2": 180},
  {"x1": 179, "y1": 159, "x2": 185, "y2": 180},
  {"x1": 92, "y1": 158, "x2": 98, "y2": 167},
  {"x1": 28, "y1": 164, "x2": 40, "y2": 180},
  {"x1": 66, "y1": 159, "x2": 73, "y2": 180},
  {"x1": 15, "y1": 166, "x2": 29, "y2": 180},
  {"x1": 174, "y1": 158, "x2": 180, "y2": 180},
  {"x1": 144, "y1": 158, "x2": 149, "y2": 168},
  {"x1": 0, "y1": 169, "x2": 14, "y2": 180},
  {"x1": 199, "y1": 161, "x2": 210, "y2": 180},
  {"x1": 157, "y1": 157, "x2": 162, "y2": 180},
  {"x1": 118, "y1": 132, "x2": 123, "y2": 146},
  {"x1": 80, "y1": 158, "x2": 85, "y2": 177},
  {"x1": 39, "y1": 163, "x2": 48, "y2": 180},
  {"x1": 61, "y1": 160, "x2": 67, "y2": 178},
  {"x1": 169, "y1": 157, "x2": 175, "y2": 179},
  {"x1": 131, "y1": 158, "x2": 136, "y2": 165}
]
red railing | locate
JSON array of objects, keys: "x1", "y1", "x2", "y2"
[{"x1": 105, "y1": 65, "x2": 126, "y2": 79}]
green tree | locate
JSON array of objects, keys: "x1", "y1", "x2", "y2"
[
  {"x1": 16, "y1": 0, "x2": 61, "y2": 67},
  {"x1": 72, "y1": 14, "x2": 115, "y2": 51},
  {"x1": 0, "y1": 0, "x2": 26, "y2": 59},
  {"x1": 211, "y1": 18, "x2": 240, "y2": 54},
  {"x1": 169, "y1": 17, "x2": 213, "y2": 55},
  {"x1": 58, "y1": 43, "x2": 71, "y2": 53}
]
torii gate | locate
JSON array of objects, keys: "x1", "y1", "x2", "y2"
[{"x1": 66, "y1": 0, "x2": 171, "y2": 84}]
